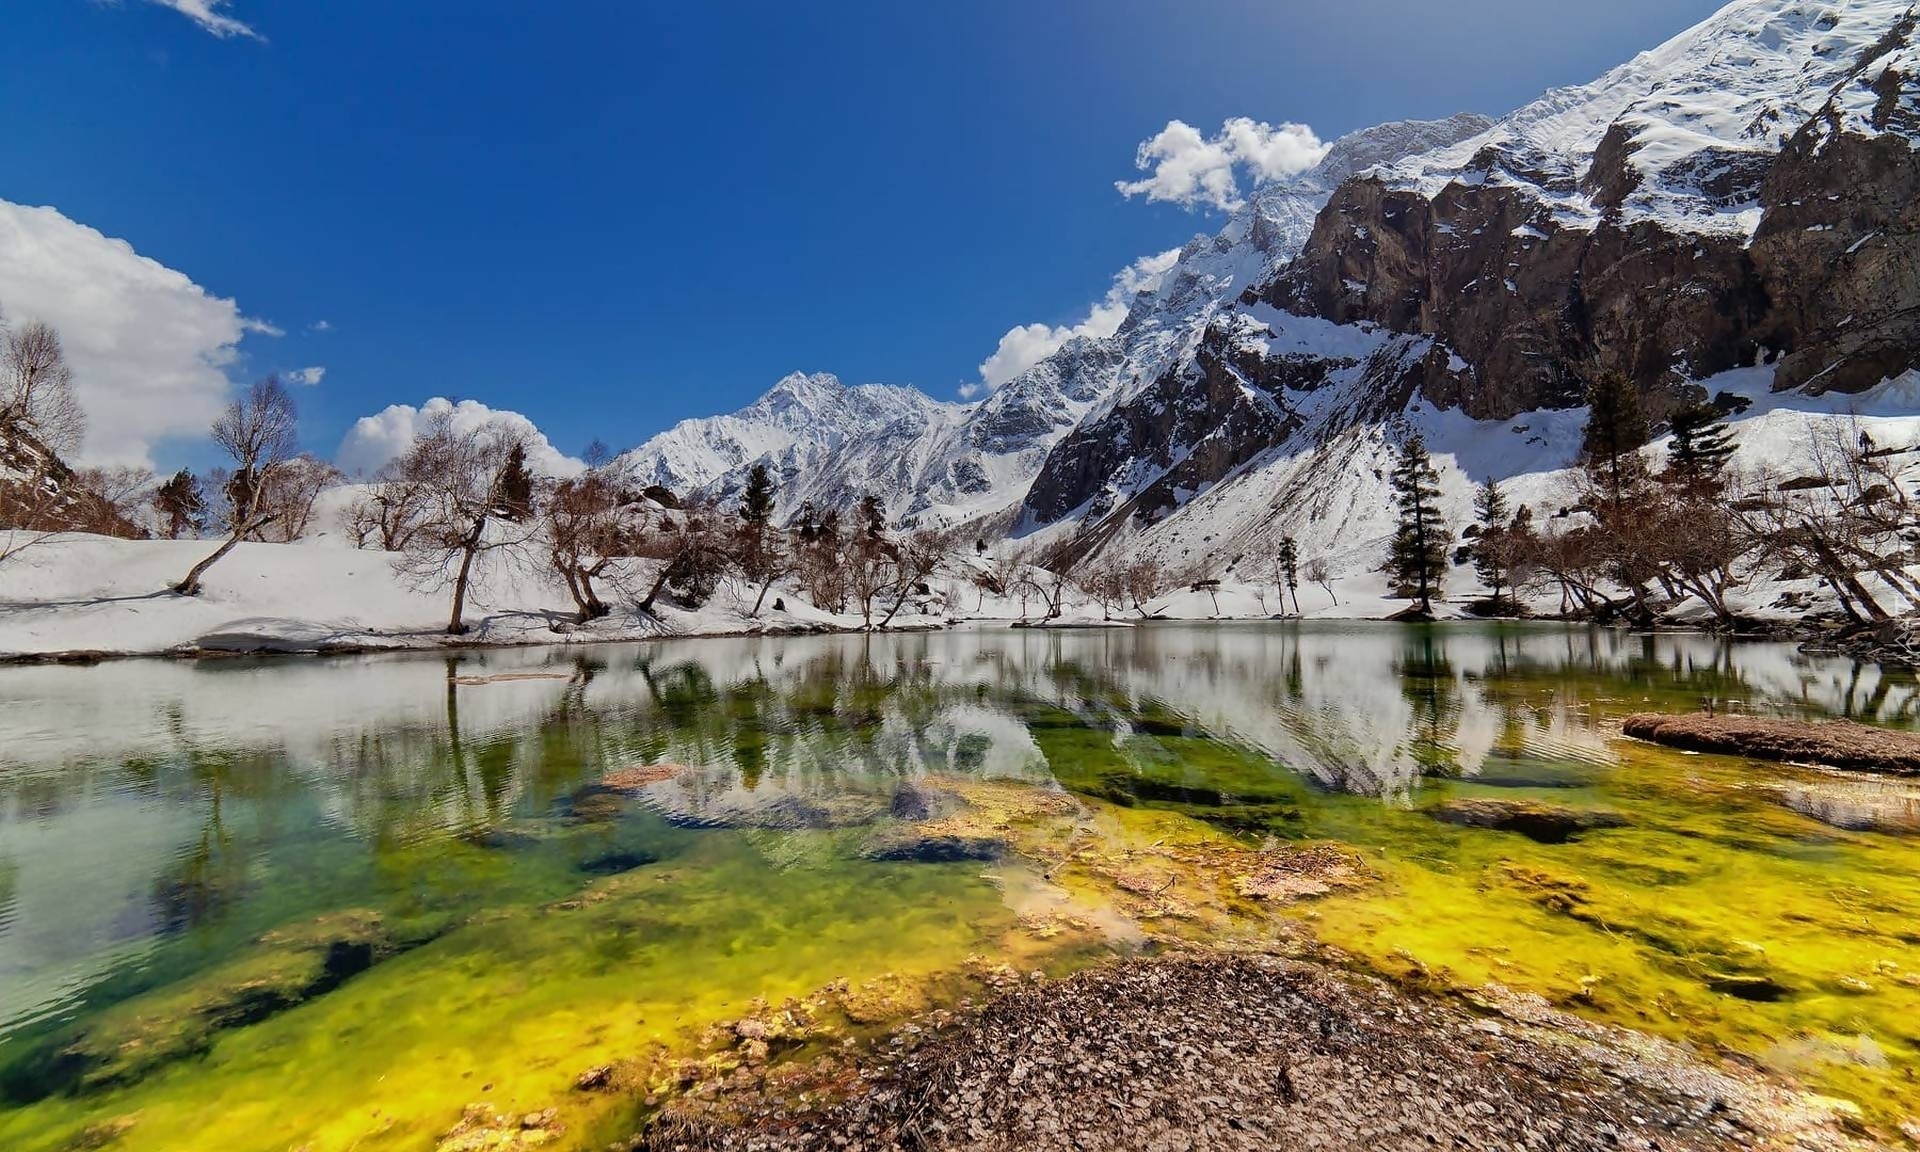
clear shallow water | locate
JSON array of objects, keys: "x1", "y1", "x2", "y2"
[{"x1": 0, "y1": 623, "x2": 1917, "y2": 1148}]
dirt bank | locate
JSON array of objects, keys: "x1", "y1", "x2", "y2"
[
  {"x1": 631, "y1": 952, "x2": 1873, "y2": 1152},
  {"x1": 1623, "y1": 712, "x2": 1920, "y2": 775}
]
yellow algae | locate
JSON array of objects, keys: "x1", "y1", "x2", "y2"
[{"x1": 5, "y1": 624, "x2": 1920, "y2": 1148}]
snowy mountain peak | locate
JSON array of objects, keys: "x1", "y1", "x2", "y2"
[{"x1": 1383, "y1": 0, "x2": 1920, "y2": 234}]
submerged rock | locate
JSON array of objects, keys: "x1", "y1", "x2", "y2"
[
  {"x1": 861, "y1": 831, "x2": 1007, "y2": 863},
  {"x1": 16, "y1": 910, "x2": 440, "y2": 1099},
  {"x1": 655, "y1": 792, "x2": 887, "y2": 832},
  {"x1": 577, "y1": 848, "x2": 660, "y2": 875},
  {"x1": 1426, "y1": 797, "x2": 1628, "y2": 844},
  {"x1": 1623, "y1": 713, "x2": 1920, "y2": 775}
]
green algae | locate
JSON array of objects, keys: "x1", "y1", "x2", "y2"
[{"x1": 2, "y1": 624, "x2": 1918, "y2": 1148}]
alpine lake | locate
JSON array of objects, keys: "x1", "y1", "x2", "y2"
[{"x1": 1, "y1": 622, "x2": 1917, "y2": 1150}]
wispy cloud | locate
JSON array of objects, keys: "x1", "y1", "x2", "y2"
[
  {"x1": 241, "y1": 316, "x2": 284, "y2": 337},
  {"x1": 974, "y1": 248, "x2": 1181, "y2": 393},
  {"x1": 285, "y1": 366, "x2": 326, "y2": 386},
  {"x1": 1117, "y1": 118, "x2": 1328, "y2": 211},
  {"x1": 146, "y1": 0, "x2": 262, "y2": 41},
  {"x1": 309, "y1": 319, "x2": 332, "y2": 333}
]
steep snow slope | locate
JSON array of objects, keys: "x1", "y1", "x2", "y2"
[
  {"x1": 617, "y1": 115, "x2": 1493, "y2": 528},
  {"x1": 1383, "y1": 0, "x2": 1919, "y2": 235},
  {"x1": 1021, "y1": 0, "x2": 1920, "y2": 573}
]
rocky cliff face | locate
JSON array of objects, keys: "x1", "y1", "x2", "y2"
[{"x1": 1018, "y1": 0, "x2": 1920, "y2": 558}]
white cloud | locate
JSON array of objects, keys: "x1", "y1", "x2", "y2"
[
  {"x1": 242, "y1": 316, "x2": 284, "y2": 337},
  {"x1": 146, "y1": 0, "x2": 262, "y2": 41},
  {"x1": 309, "y1": 319, "x2": 332, "y2": 332},
  {"x1": 975, "y1": 248, "x2": 1181, "y2": 392},
  {"x1": 0, "y1": 200, "x2": 257, "y2": 467},
  {"x1": 336, "y1": 398, "x2": 586, "y2": 480},
  {"x1": 1116, "y1": 117, "x2": 1328, "y2": 211},
  {"x1": 285, "y1": 366, "x2": 326, "y2": 387}
]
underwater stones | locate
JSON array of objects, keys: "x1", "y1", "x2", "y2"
[
  {"x1": 861, "y1": 830, "x2": 1007, "y2": 863},
  {"x1": 1705, "y1": 972, "x2": 1793, "y2": 1003},
  {"x1": 32, "y1": 909, "x2": 430, "y2": 1097},
  {"x1": 1623, "y1": 713, "x2": 1920, "y2": 776},
  {"x1": 1427, "y1": 798, "x2": 1627, "y2": 844},
  {"x1": 576, "y1": 848, "x2": 660, "y2": 875}
]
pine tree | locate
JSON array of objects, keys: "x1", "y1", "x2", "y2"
[
  {"x1": 1276, "y1": 536, "x2": 1301, "y2": 615},
  {"x1": 1471, "y1": 476, "x2": 1511, "y2": 606},
  {"x1": 152, "y1": 469, "x2": 207, "y2": 539},
  {"x1": 1666, "y1": 400, "x2": 1734, "y2": 487},
  {"x1": 738, "y1": 463, "x2": 782, "y2": 614},
  {"x1": 857, "y1": 492, "x2": 886, "y2": 540},
  {"x1": 1580, "y1": 369, "x2": 1649, "y2": 502},
  {"x1": 741, "y1": 463, "x2": 776, "y2": 527},
  {"x1": 1387, "y1": 434, "x2": 1450, "y2": 614},
  {"x1": 496, "y1": 443, "x2": 535, "y2": 521}
]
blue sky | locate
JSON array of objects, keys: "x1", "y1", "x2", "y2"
[{"x1": 2, "y1": 0, "x2": 1725, "y2": 469}]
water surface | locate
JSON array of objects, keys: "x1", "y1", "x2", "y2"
[{"x1": 1, "y1": 623, "x2": 1916, "y2": 1148}]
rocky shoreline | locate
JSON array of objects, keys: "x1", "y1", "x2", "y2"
[{"x1": 628, "y1": 951, "x2": 1877, "y2": 1152}]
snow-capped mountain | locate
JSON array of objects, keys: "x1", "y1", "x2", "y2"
[
  {"x1": 621, "y1": 0, "x2": 1919, "y2": 590},
  {"x1": 1020, "y1": 0, "x2": 1920, "y2": 572},
  {"x1": 618, "y1": 113, "x2": 1493, "y2": 528}
]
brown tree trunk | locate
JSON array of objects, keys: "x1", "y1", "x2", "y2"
[{"x1": 446, "y1": 516, "x2": 486, "y2": 634}]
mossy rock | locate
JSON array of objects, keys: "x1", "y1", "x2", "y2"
[
  {"x1": 19, "y1": 910, "x2": 439, "y2": 1099},
  {"x1": 1427, "y1": 798, "x2": 1628, "y2": 844}
]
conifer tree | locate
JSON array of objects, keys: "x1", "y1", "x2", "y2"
[
  {"x1": 737, "y1": 463, "x2": 782, "y2": 615},
  {"x1": 1666, "y1": 400, "x2": 1735, "y2": 487},
  {"x1": 1276, "y1": 536, "x2": 1301, "y2": 615},
  {"x1": 1387, "y1": 434, "x2": 1450, "y2": 615},
  {"x1": 153, "y1": 469, "x2": 207, "y2": 539},
  {"x1": 1580, "y1": 369, "x2": 1649, "y2": 502},
  {"x1": 1471, "y1": 476, "x2": 1512, "y2": 607},
  {"x1": 857, "y1": 492, "x2": 886, "y2": 539},
  {"x1": 497, "y1": 443, "x2": 535, "y2": 521}
]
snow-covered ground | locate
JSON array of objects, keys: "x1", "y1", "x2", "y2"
[
  {"x1": 0, "y1": 535, "x2": 885, "y2": 659},
  {"x1": 9, "y1": 360, "x2": 1920, "y2": 664}
]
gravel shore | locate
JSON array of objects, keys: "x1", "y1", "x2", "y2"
[{"x1": 635, "y1": 952, "x2": 1875, "y2": 1152}]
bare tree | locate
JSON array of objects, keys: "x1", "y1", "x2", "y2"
[
  {"x1": 1122, "y1": 557, "x2": 1166, "y2": 617},
  {"x1": 74, "y1": 465, "x2": 156, "y2": 536},
  {"x1": 391, "y1": 414, "x2": 542, "y2": 634},
  {"x1": 175, "y1": 378, "x2": 300, "y2": 596},
  {"x1": 875, "y1": 529, "x2": 949, "y2": 628},
  {"x1": 1306, "y1": 557, "x2": 1338, "y2": 607},
  {"x1": 251, "y1": 454, "x2": 342, "y2": 542},
  {"x1": 0, "y1": 312, "x2": 85, "y2": 456},
  {"x1": 546, "y1": 458, "x2": 648, "y2": 621},
  {"x1": 346, "y1": 462, "x2": 433, "y2": 551},
  {"x1": 637, "y1": 497, "x2": 731, "y2": 615},
  {"x1": 0, "y1": 459, "x2": 65, "y2": 568},
  {"x1": 1009, "y1": 546, "x2": 1070, "y2": 622},
  {"x1": 793, "y1": 504, "x2": 849, "y2": 614},
  {"x1": 1077, "y1": 560, "x2": 1129, "y2": 620}
]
